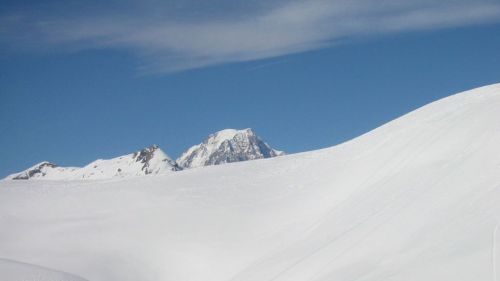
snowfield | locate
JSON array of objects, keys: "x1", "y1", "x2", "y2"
[{"x1": 1, "y1": 83, "x2": 500, "y2": 281}]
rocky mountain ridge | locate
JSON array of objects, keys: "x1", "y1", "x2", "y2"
[
  {"x1": 5, "y1": 129, "x2": 283, "y2": 180},
  {"x1": 5, "y1": 145, "x2": 179, "y2": 180}
]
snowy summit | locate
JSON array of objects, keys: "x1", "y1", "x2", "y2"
[{"x1": 177, "y1": 128, "x2": 284, "y2": 169}]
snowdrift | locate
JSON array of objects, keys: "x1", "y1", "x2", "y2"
[{"x1": 1, "y1": 83, "x2": 500, "y2": 281}]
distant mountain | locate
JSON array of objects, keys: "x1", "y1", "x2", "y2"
[
  {"x1": 5, "y1": 145, "x2": 180, "y2": 180},
  {"x1": 5, "y1": 162, "x2": 78, "y2": 180},
  {"x1": 177, "y1": 128, "x2": 284, "y2": 169},
  {"x1": 5, "y1": 129, "x2": 284, "y2": 180}
]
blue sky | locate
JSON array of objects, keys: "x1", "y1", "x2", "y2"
[{"x1": 1, "y1": 0, "x2": 500, "y2": 177}]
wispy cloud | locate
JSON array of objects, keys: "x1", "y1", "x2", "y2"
[
  {"x1": 247, "y1": 59, "x2": 289, "y2": 71},
  {"x1": 2, "y1": 0, "x2": 500, "y2": 73}
]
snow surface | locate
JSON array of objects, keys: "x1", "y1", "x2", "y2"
[
  {"x1": 177, "y1": 128, "x2": 284, "y2": 168},
  {"x1": 0, "y1": 258, "x2": 88, "y2": 281},
  {"x1": 1, "y1": 83, "x2": 500, "y2": 281}
]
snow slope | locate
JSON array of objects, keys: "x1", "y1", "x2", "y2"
[
  {"x1": 1, "y1": 83, "x2": 500, "y2": 281},
  {"x1": 177, "y1": 128, "x2": 284, "y2": 168},
  {"x1": 0, "y1": 258, "x2": 88, "y2": 281},
  {"x1": 5, "y1": 145, "x2": 179, "y2": 180}
]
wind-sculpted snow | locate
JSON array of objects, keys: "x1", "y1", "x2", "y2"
[{"x1": 1, "y1": 84, "x2": 500, "y2": 281}]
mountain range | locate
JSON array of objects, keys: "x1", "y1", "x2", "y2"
[{"x1": 5, "y1": 128, "x2": 283, "y2": 180}]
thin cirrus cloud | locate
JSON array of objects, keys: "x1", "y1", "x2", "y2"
[{"x1": 3, "y1": 0, "x2": 500, "y2": 73}]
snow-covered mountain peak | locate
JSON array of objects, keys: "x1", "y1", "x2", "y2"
[
  {"x1": 68, "y1": 144, "x2": 180, "y2": 179},
  {"x1": 177, "y1": 128, "x2": 284, "y2": 169},
  {"x1": 211, "y1": 128, "x2": 252, "y2": 141},
  {"x1": 5, "y1": 161, "x2": 63, "y2": 180},
  {"x1": 130, "y1": 144, "x2": 180, "y2": 175},
  {"x1": 206, "y1": 128, "x2": 254, "y2": 147}
]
